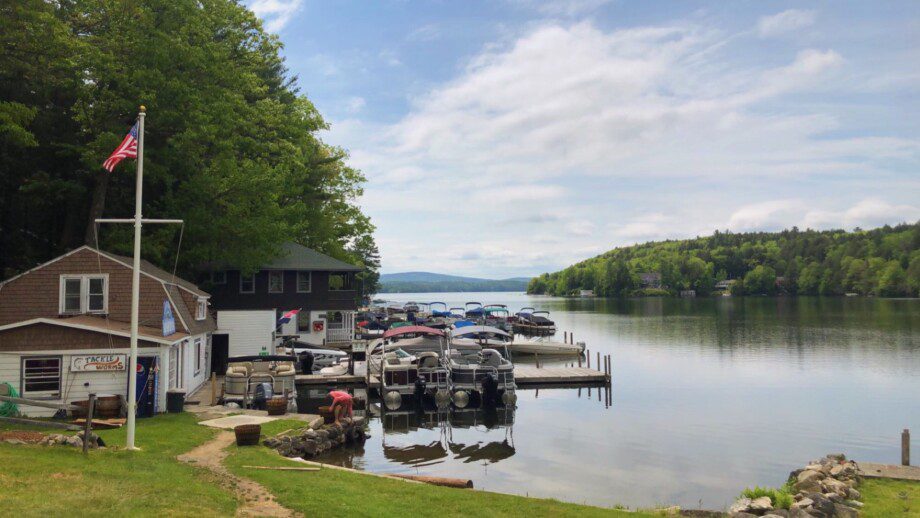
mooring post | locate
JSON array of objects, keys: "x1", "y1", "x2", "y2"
[
  {"x1": 586, "y1": 350, "x2": 590, "y2": 368},
  {"x1": 903, "y1": 429, "x2": 911, "y2": 466},
  {"x1": 83, "y1": 393, "x2": 96, "y2": 455},
  {"x1": 577, "y1": 354, "x2": 582, "y2": 368},
  {"x1": 564, "y1": 331, "x2": 568, "y2": 343},
  {"x1": 596, "y1": 352, "x2": 601, "y2": 373}
]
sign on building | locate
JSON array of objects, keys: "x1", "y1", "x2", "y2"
[
  {"x1": 163, "y1": 299, "x2": 176, "y2": 336},
  {"x1": 70, "y1": 354, "x2": 127, "y2": 372}
]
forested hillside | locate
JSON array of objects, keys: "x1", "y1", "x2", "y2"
[
  {"x1": 527, "y1": 223, "x2": 920, "y2": 297},
  {"x1": 378, "y1": 272, "x2": 530, "y2": 293},
  {"x1": 0, "y1": 0, "x2": 377, "y2": 289}
]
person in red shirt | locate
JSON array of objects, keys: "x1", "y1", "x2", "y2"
[{"x1": 328, "y1": 390, "x2": 353, "y2": 423}]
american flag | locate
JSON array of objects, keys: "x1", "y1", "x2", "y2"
[{"x1": 102, "y1": 122, "x2": 139, "y2": 172}]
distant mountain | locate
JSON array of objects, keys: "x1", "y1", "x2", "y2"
[{"x1": 378, "y1": 272, "x2": 531, "y2": 293}]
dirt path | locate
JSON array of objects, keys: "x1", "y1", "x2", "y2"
[{"x1": 178, "y1": 431, "x2": 300, "y2": 517}]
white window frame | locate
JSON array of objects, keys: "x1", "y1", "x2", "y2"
[
  {"x1": 211, "y1": 271, "x2": 226, "y2": 284},
  {"x1": 196, "y1": 298, "x2": 207, "y2": 320},
  {"x1": 194, "y1": 338, "x2": 202, "y2": 376},
  {"x1": 268, "y1": 271, "x2": 284, "y2": 294},
  {"x1": 296, "y1": 271, "x2": 312, "y2": 293},
  {"x1": 59, "y1": 274, "x2": 108, "y2": 315},
  {"x1": 21, "y1": 356, "x2": 62, "y2": 398},
  {"x1": 297, "y1": 311, "x2": 310, "y2": 332},
  {"x1": 240, "y1": 273, "x2": 255, "y2": 294}
]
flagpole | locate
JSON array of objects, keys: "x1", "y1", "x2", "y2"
[{"x1": 126, "y1": 106, "x2": 146, "y2": 451}]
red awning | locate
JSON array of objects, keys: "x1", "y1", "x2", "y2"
[{"x1": 382, "y1": 325, "x2": 444, "y2": 339}]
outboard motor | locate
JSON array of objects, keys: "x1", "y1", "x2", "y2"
[
  {"x1": 414, "y1": 377, "x2": 427, "y2": 400},
  {"x1": 481, "y1": 372, "x2": 499, "y2": 405},
  {"x1": 253, "y1": 382, "x2": 273, "y2": 410},
  {"x1": 299, "y1": 351, "x2": 315, "y2": 374}
]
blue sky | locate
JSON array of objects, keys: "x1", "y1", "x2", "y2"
[{"x1": 247, "y1": 0, "x2": 919, "y2": 278}]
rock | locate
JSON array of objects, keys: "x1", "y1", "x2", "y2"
[
  {"x1": 786, "y1": 509, "x2": 812, "y2": 518},
  {"x1": 791, "y1": 498, "x2": 813, "y2": 510},
  {"x1": 765, "y1": 510, "x2": 790, "y2": 517},
  {"x1": 3, "y1": 438, "x2": 26, "y2": 445},
  {"x1": 750, "y1": 496, "x2": 774, "y2": 512},
  {"x1": 825, "y1": 453, "x2": 846, "y2": 462},
  {"x1": 805, "y1": 493, "x2": 835, "y2": 517},
  {"x1": 793, "y1": 479, "x2": 822, "y2": 494},
  {"x1": 821, "y1": 478, "x2": 849, "y2": 497},
  {"x1": 729, "y1": 498, "x2": 752, "y2": 515},
  {"x1": 797, "y1": 470, "x2": 824, "y2": 484},
  {"x1": 823, "y1": 492, "x2": 842, "y2": 503},
  {"x1": 832, "y1": 503, "x2": 858, "y2": 518},
  {"x1": 729, "y1": 513, "x2": 758, "y2": 518}
]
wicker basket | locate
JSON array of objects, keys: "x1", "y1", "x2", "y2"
[
  {"x1": 234, "y1": 424, "x2": 262, "y2": 446},
  {"x1": 266, "y1": 397, "x2": 287, "y2": 416}
]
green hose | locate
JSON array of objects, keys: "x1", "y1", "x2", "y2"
[{"x1": 0, "y1": 383, "x2": 19, "y2": 416}]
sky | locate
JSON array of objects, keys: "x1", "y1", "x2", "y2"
[{"x1": 246, "y1": 0, "x2": 919, "y2": 278}]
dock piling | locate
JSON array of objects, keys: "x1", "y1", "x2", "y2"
[
  {"x1": 904, "y1": 429, "x2": 911, "y2": 466},
  {"x1": 596, "y1": 352, "x2": 601, "y2": 373},
  {"x1": 83, "y1": 393, "x2": 96, "y2": 455}
]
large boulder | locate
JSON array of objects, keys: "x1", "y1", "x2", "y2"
[
  {"x1": 832, "y1": 503, "x2": 858, "y2": 518},
  {"x1": 729, "y1": 498, "x2": 752, "y2": 515},
  {"x1": 797, "y1": 470, "x2": 824, "y2": 484},
  {"x1": 749, "y1": 496, "x2": 773, "y2": 513}
]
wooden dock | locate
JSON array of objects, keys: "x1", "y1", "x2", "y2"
[
  {"x1": 295, "y1": 365, "x2": 608, "y2": 387},
  {"x1": 859, "y1": 462, "x2": 920, "y2": 482}
]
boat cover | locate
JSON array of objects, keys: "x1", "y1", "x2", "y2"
[{"x1": 383, "y1": 325, "x2": 445, "y2": 339}]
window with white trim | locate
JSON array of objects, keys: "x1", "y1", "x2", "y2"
[
  {"x1": 59, "y1": 275, "x2": 108, "y2": 314},
  {"x1": 21, "y1": 356, "x2": 62, "y2": 397},
  {"x1": 211, "y1": 271, "x2": 226, "y2": 284},
  {"x1": 196, "y1": 298, "x2": 207, "y2": 320},
  {"x1": 296, "y1": 271, "x2": 311, "y2": 293},
  {"x1": 240, "y1": 273, "x2": 255, "y2": 293},
  {"x1": 268, "y1": 271, "x2": 284, "y2": 293},
  {"x1": 194, "y1": 338, "x2": 202, "y2": 375}
]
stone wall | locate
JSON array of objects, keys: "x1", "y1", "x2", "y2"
[{"x1": 263, "y1": 418, "x2": 367, "y2": 458}]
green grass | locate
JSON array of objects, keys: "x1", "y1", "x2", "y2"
[
  {"x1": 223, "y1": 442, "x2": 657, "y2": 517},
  {"x1": 740, "y1": 482, "x2": 794, "y2": 509},
  {"x1": 860, "y1": 478, "x2": 920, "y2": 517},
  {"x1": 0, "y1": 413, "x2": 237, "y2": 517}
]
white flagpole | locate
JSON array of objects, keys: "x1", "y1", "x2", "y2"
[{"x1": 126, "y1": 106, "x2": 146, "y2": 450}]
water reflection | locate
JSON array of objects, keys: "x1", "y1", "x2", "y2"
[{"x1": 299, "y1": 294, "x2": 919, "y2": 510}]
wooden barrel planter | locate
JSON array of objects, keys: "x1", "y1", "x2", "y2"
[
  {"x1": 266, "y1": 397, "x2": 287, "y2": 416},
  {"x1": 234, "y1": 424, "x2": 262, "y2": 446},
  {"x1": 71, "y1": 395, "x2": 122, "y2": 419}
]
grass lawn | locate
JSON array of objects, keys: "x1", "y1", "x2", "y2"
[
  {"x1": 860, "y1": 478, "x2": 920, "y2": 517},
  {"x1": 223, "y1": 432, "x2": 656, "y2": 517},
  {"x1": 0, "y1": 413, "x2": 237, "y2": 517}
]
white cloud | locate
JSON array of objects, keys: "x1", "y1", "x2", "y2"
[
  {"x1": 803, "y1": 199, "x2": 920, "y2": 230},
  {"x1": 407, "y1": 24, "x2": 441, "y2": 42},
  {"x1": 511, "y1": 0, "x2": 613, "y2": 17},
  {"x1": 247, "y1": 0, "x2": 303, "y2": 32},
  {"x1": 345, "y1": 97, "x2": 366, "y2": 114},
  {"x1": 321, "y1": 20, "x2": 917, "y2": 276},
  {"x1": 757, "y1": 9, "x2": 817, "y2": 38}
]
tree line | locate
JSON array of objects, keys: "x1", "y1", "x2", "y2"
[
  {"x1": 1, "y1": 0, "x2": 379, "y2": 294},
  {"x1": 527, "y1": 223, "x2": 920, "y2": 298}
]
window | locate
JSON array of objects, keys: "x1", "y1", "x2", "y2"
[
  {"x1": 329, "y1": 273, "x2": 354, "y2": 291},
  {"x1": 211, "y1": 271, "x2": 226, "y2": 284},
  {"x1": 240, "y1": 273, "x2": 255, "y2": 293},
  {"x1": 194, "y1": 338, "x2": 202, "y2": 375},
  {"x1": 296, "y1": 271, "x2": 311, "y2": 293},
  {"x1": 21, "y1": 356, "x2": 62, "y2": 397},
  {"x1": 297, "y1": 311, "x2": 310, "y2": 332},
  {"x1": 196, "y1": 298, "x2": 207, "y2": 320},
  {"x1": 59, "y1": 275, "x2": 108, "y2": 314},
  {"x1": 268, "y1": 271, "x2": 284, "y2": 293},
  {"x1": 327, "y1": 311, "x2": 344, "y2": 329}
]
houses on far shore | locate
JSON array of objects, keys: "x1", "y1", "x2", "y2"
[{"x1": 0, "y1": 241, "x2": 363, "y2": 417}]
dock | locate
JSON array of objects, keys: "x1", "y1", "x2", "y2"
[{"x1": 295, "y1": 365, "x2": 608, "y2": 388}]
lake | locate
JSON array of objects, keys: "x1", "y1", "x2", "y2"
[{"x1": 306, "y1": 293, "x2": 919, "y2": 510}]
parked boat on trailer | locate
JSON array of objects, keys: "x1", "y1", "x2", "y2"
[{"x1": 368, "y1": 326, "x2": 452, "y2": 410}]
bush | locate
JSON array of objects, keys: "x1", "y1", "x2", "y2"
[{"x1": 740, "y1": 486, "x2": 793, "y2": 509}]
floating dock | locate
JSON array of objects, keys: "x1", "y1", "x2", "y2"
[{"x1": 295, "y1": 365, "x2": 608, "y2": 388}]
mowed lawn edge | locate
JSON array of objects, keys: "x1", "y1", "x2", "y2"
[{"x1": 0, "y1": 413, "x2": 237, "y2": 517}]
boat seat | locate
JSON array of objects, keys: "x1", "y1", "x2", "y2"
[
  {"x1": 225, "y1": 363, "x2": 251, "y2": 378},
  {"x1": 417, "y1": 351, "x2": 439, "y2": 369},
  {"x1": 384, "y1": 352, "x2": 401, "y2": 366},
  {"x1": 273, "y1": 363, "x2": 295, "y2": 376},
  {"x1": 251, "y1": 361, "x2": 272, "y2": 374},
  {"x1": 481, "y1": 349, "x2": 503, "y2": 368}
]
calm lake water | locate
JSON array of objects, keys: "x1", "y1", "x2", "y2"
[{"x1": 305, "y1": 293, "x2": 919, "y2": 510}]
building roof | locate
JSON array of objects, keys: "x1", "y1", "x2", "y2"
[
  {"x1": 103, "y1": 250, "x2": 209, "y2": 297},
  {"x1": 259, "y1": 242, "x2": 362, "y2": 272},
  {"x1": 0, "y1": 315, "x2": 188, "y2": 345}
]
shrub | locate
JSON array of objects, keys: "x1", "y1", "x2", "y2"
[{"x1": 740, "y1": 486, "x2": 793, "y2": 509}]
